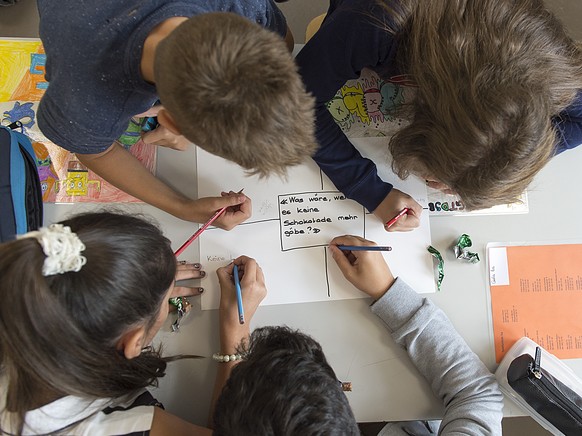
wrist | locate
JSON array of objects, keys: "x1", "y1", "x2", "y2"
[
  {"x1": 368, "y1": 277, "x2": 396, "y2": 301},
  {"x1": 219, "y1": 322, "x2": 250, "y2": 354},
  {"x1": 174, "y1": 198, "x2": 205, "y2": 223}
]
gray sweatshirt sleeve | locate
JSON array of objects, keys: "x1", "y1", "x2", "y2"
[{"x1": 371, "y1": 278, "x2": 503, "y2": 435}]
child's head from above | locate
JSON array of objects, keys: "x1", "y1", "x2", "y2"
[
  {"x1": 0, "y1": 212, "x2": 176, "y2": 424},
  {"x1": 212, "y1": 326, "x2": 359, "y2": 435},
  {"x1": 385, "y1": 0, "x2": 582, "y2": 209},
  {"x1": 155, "y1": 12, "x2": 317, "y2": 178}
]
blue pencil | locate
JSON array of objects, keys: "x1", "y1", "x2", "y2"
[
  {"x1": 233, "y1": 264, "x2": 245, "y2": 324},
  {"x1": 337, "y1": 245, "x2": 392, "y2": 252}
]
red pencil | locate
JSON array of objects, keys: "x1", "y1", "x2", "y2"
[
  {"x1": 174, "y1": 189, "x2": 244, "y2": 257},
  {"x1": 174, "y1": 208, "x2": 227, "y2": 257},
  {"x1": 385, "y1": 207, "x2": 409, "y2": 229}
]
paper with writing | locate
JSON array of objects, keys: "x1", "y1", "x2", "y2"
[{"x1": 197, "y1": 137, "x2": 434, "y2": 309}]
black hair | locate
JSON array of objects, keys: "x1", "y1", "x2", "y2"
[
  {"x1": 213, "y1": 326, "x2": 359, "y2": 435},
  {"x1": 0, "y1": 211, "x2": 176, "y2": 432}
]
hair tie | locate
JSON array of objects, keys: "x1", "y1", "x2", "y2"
[{"x1": 19, "y1": 224, "x2": 87, "y2": 276}]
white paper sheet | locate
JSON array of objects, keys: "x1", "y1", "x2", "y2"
[{"x1": 197, "y1": 137, "x2": 434, "y2": 309}]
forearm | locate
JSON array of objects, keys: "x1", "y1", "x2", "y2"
[
  {"x1": 207, "y1": 323, "x2": 250, "y2": 428},
  {"x1": 371, "y1": 279, "x2": 503, "y2": 434},
  {"x1": 312, "y1": 123, "x2": 392, "y2": 211},
  {"x1": 76, "y1": 144, "x2": 201, "y2": 221}
]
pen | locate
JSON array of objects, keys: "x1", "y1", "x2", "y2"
[
  {"x1": 336, "y1": 245, "x2": 392, "y2": 252},
  {"x1": 174, "y1": 189, "x2": 244, "y2": 257},
  {"x1": 233, "y1": 264, "x2": 245, "y2": 324},
  {"x1": 385, "y1": 207, "x2": 409, "y2": 229}
]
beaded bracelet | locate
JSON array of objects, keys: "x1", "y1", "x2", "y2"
[{"x1": 212, "y1": 353, "x2": 244, "y2": 363}]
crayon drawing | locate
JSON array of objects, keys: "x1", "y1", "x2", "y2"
[{"x1": 0, "y1": 38, "x2": 156, "y2": 203}]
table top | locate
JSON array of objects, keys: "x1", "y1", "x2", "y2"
[{"x1": 43, "y1": 142, "x2": 582, "y2": 425}]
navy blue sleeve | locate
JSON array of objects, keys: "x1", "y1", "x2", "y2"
[
  {"x1": 553, "y1": 91, "x2": 582, "y2": 154},
  {"x1": 264, "y1": 0, "x2": 287, "y2": 37},
  {"x1": 296, "y1": 0, "x2": 397, "y2": 212}
]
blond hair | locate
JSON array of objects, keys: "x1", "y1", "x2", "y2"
[
  {"x1": 155, "y1": 12, "x2": 316, "y2": 177},
  {"x1": 380, "y1": 0, "x2": 582, "y2": 209}
]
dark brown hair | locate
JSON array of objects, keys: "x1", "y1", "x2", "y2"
[
  {"x1": 213, "y1": 326, "x2": 358, "y2": 435},
  {"x1": 155, "y1": 12, "x2": 317, "y2": 178},
  {"x1": 381, "y1": 0, "x2": 582, "y2": 209},
  {"x1": 0, "y1": 212, "x2": 176, "y2": 432}
]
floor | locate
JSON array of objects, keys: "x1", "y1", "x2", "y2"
[{"x1": 1, "y1": 1, "x2": 579, "y2": 434}]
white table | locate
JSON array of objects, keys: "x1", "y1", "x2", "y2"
[{"x1": 44, "y1": 142, "x2": 582, "y2": 425}]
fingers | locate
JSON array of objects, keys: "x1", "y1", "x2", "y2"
[
  {"x1": 172, "y1": 262, "x2": 206, "y2": 298},
  {"x1": 172, "y1": 285, "x2": 204, "y2": 298},
  {"x1": 219, "y1": 191, "x2": 248, "y2": 207},
  {"x1": 134, "y1": 104, "x2": 162, "y2": 118},
  {"x1": 141, "y1": 125, "x2": 190, "y2": 150},
  {"x1": 387, "y1": 212, "x2": 420, "y2": 232},
  {"x1": 217, "y1": 262, "x2": 235, "y2": 289},
  {"x1": 175, "y1": 262, "x2": 205, "y2": 280},
  {"x1": 214, "y1": 192, "x2": 252, "y2": 230},
  {"x1": 140, "y1": 126, "x2": 166, "y2": 145},
  {"x1": 328, "y1": 244, "x2": 355, "y2": 276},
  {"x1": 235, "y1": 255, "x2": 258, "y2": 288}
]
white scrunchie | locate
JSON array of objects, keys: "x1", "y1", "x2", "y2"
[{"x1": 19, "y1": 224, "x2": 87, "y2": 276}]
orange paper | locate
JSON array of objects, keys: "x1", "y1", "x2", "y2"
[{"x1": 489, "y1": 244, "x2": 582, "y2": 362}]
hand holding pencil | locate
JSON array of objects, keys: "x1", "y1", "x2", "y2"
[
  {"x1": 373, "y1": 188, "x2": 422, "y2": 232},
  {"x1": 216, "y1": 256, "x2": 267, "y2": 346},
  {"x1": 203, "y1": 190, "x2": 251, "y2": 231},
  {"x1": 329, "y1": 235, "x2": 395, "y2": 300}
]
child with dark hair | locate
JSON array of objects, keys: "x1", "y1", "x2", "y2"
[
  {"x1": 297, "y1": 0, "x2": 582, "y2": 231},
  {"x1": 212, "y1": 236, "x2": 504, "y2": 435},
  {"x1": 0, "y1": 212, "x2": 264, "y2": 435},
  {"x1": 36, "y1": 0, "x2": 316, "y2": 227}
]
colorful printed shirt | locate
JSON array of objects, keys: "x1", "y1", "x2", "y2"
[{"x1": 296, "y1": 0, "x2": 582, "y2": 213}]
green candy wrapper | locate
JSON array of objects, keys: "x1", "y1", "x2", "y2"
[
  {"x1": 428, "y1": 245, "x2": 444, "y2": 291},
  {"x1": 169, "y1": 297, "x2": 186, "y2": 332},
  {"x1": 454, "y1": 234, "x2": 480, "y2": 264}
]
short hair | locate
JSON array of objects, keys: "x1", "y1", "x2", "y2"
[
  {"x1": 155, "y1": 12, "x2": 316, "y2": 178},
  {"x1": 213, "y1": 326, "x2": 359, "y2": 435},
  {"x1": 0, "y1": 212, "x2": 176, "y2": 432},
  {"x1": 380, "y1": 0, "x2": 582, "y2": 209}
]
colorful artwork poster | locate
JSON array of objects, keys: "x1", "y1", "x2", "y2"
[{"x1": 0, "y1": 38, "x2": 156, "y2": 203}]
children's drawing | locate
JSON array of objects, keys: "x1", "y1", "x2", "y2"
[
  {"x1": 326, "y1": 68, "x2": 410, "y2": 138},
  {"x1": 197, "y1": 137, "x2": 435, "y2": 310},
  {"x1": 0, "y1": 38, "x2": 156, "y2": 203}
]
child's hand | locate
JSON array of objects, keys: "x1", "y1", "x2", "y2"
[
  {"x1": 214, "y1": 191, "x2": 252, "y2": 230},
  {"x1": 171, "y1": 261, "x2": 206, "y2": 297},
  {"x1": 329, "y1": 235, "x2": 395, "y2": 301},
  {"x1": 141, "y1": 124, "x2": 191, "y2": 151},
  {"x1": 373, "y1": 189, "x2": 422, "y2": 232},
  {"x1": 216, "y1": 256, "x2": 267, "y2": 351},
  {"x1": 182, "y1": 193, "x2": 251, "y2": 229}
]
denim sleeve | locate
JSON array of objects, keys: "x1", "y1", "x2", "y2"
[{"x1": 264, "y1": 0, "x2": 288, "y2": 37}]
